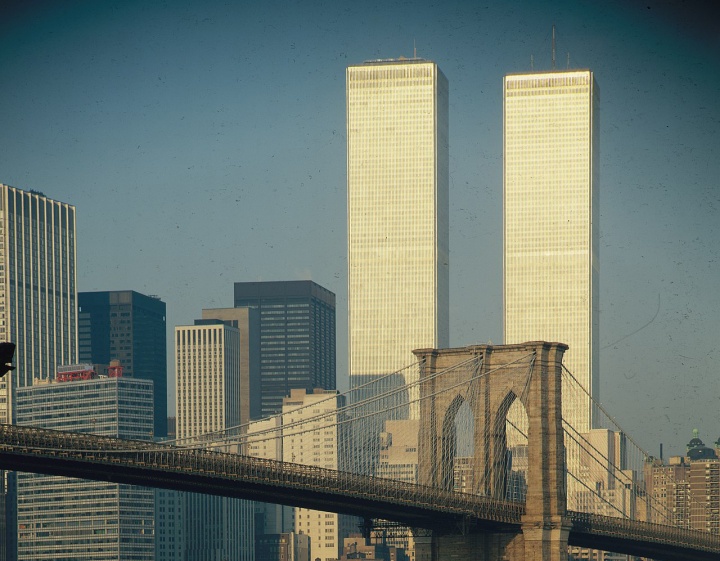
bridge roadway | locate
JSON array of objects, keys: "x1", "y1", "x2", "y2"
[{"x1": 1, "y1": 424, "x2": 719, "y2": 561}]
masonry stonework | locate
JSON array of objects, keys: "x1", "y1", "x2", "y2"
[{"x1": 414, "y1": 342, "x2": 571, "y2": 561}]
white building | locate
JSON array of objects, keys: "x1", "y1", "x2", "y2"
[
  {"x1": 346, "y1": 59, "x2": 449, "y2": 402},
  {"x1": 282, "y1": 388, "x2": 354, "y2": 561},
  {"x1": 15, "y1": 373, "x2": 154, "y2": 560},
  {"x1": 175, "y1": 319, "x2": 254, "y2": 561},
  {"x1": 502, "y1": 70, "x2": 599, "y2": 437},
  {"x1": 375, "y1": 419, "x2": 419, "y2": 561},
  {"x1": 0, "y1": 184, "x2": 77, "y2": 425},
  {"x1": 246, "y1": 415, "x2": 293, "y2": 535}
]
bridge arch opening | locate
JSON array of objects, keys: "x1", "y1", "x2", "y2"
[
  {"x1": 439, "y1": 395, "x2": 475, "y2": 492},
  {"x1": 500, "y1": 392, "x2": 529, "y2": 502}
]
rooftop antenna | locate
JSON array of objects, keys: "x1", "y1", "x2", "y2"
[
  {"x1": 530, "y1": 54, "x2": 534, "y2": 70},
  {"x1": 551, "y1": 24, "x2": 556, "y2": 70},
  {"x1": 413, "y1": 39, "x2": 417, "y2": 59},
  {"x1": 567, "y1": 52, "x2": 570, "y2": 69}
]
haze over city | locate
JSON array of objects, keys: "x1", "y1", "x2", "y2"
[{"x1": 0, "y1": 0, "x2": 718, "y2": 458}]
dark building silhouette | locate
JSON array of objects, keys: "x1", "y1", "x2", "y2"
[
  {"x1": 234, "y1": 280, "x2": 336, "y2": 419},
  {"x1": 78, "y1": 290, "x2": 167, "y2": 436}
]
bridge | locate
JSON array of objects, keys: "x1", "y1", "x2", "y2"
[{"x1": 1, "y1": 342, "x2": 719, "y2": 561}]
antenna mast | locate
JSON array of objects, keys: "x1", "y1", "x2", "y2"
[
  {"x1": 552, "y1": 24, "x2": 556, "y2": 69},
  {"x1": 413, "y1": 39, "x2": 417, "y2": 59}
]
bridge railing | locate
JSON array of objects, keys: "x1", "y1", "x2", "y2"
[
  {"x1": 569, "y1": 510, "x2": 720, "y2": 553},
  {"x1": 0, "y1": 423, "x2": 525, "y2": 527}
]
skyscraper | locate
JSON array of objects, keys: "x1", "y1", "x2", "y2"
[
  {"x1": 15, "y1": 371, "x2": 155, "y2": 560},
  {"x1": 0, "y1": 184, "x2": 77, "y2": 424},
  {"x1": 503, "y1": 70, "x2": 599, "y2": 435},
  {"x1": 175, "y1": 319, "x2": 254, "y2": 561},
  {"x1": 201, "y1": 306, "x2": 261, "y2": 425},
  {"x1": 346, "y1": 59, "x2": 449, "y2": 392},
  {"x1": 233, "y1": 280, "x2": 336, "y2": 419},
  {"x1": 78, "y1": 290, "x2": 167, "y2": 436}
]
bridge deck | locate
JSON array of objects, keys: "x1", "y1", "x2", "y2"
[{"x1": 1, "y1": 424, "x2": 719, "y2": 561}]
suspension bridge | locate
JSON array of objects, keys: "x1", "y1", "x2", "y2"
[{"x1": 1, "y1": 341, "x2": 718, "y2": 561}]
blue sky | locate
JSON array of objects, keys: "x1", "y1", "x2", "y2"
[{"x1": 0, "y1": 0, "x2": 718, "y2": 455}]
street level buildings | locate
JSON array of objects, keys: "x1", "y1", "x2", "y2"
[
  {"x1": 15, "y1": 372, "x2": 154, "y2": 560},
  {"x1": 346, "y1": 59, "x2": 449, "y2": 398},
  {"x1": 175, "y1": 319, "x2": 254, "y2": 561},
  {"x1": 234, "y1": 280, "x2": 336, "y2": 419},
  {"x1": 503, "y1": 70, "x2": 599, "y2": 436},
  {"x1": 79, "y1": 290, "x2": 167, "y2": 436},
  {"x1": 645, "y1": 433, "x2": 720, "y2": 534},
  {"x1": 282, "y1": 388, "x2": 354, "y2": 561}
]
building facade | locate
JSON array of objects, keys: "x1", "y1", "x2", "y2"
[
  {"x1": 233, "y1": 280, "x2": 336, "y2": 419},
  {"x1": 0, "y1": 184, "x2": 77, "y2": 560},
  {"x1": 201, "y1": 306, "x2": 261, "y2": 425},
  {"x1": 175, "y1": 319, "x2": 254, "y2": 561},
  {"x1": 644, "y1": 433, "x2": 720, "y2": 534},
  {"x1": 78, "y1": 290, "x2": 167, "y2": 436},
  {"x1": 502, "y1": 70, "x2": 599, "y2": 436},
  {"x1": 246, "y1": 415, "x2": 293, "y2": 536},
  {"x1": 0, "y1": 184, "x2": 77, "y2": 424},
  {"x1": 346, "y1": 59, "x2": 449, "y2": 395},
  {"x1": 15, "y1": 373, "x2": 155, "y2": 560},
  {"x1": 282, "y1": 388, "x2": 354, "y2": 561}
]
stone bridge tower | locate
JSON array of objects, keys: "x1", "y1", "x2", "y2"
[{"x1": 413, "y1": 341, "x2": 571, "y2": 561}]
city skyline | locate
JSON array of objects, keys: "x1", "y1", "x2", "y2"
[{"x1": 0, "y1": 0, "x2": 718, "y2": 457}]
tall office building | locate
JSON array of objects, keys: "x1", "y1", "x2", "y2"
[
  {"x1": 78, "y1": 290, "x2": 167, "y2": 436},
  {"x1": 15, "y1": 371, "x2": 155, "y2": 560},
  {"x1": 201, "y1": 306, "x2": 261, "y2": 425},
  {"x1": 503, "y1": 70, "x2": 599, "y2": 436},
  {"x1": 0, "y1": 184, "x2": 77, "y2": 424},
  {"x1": 234, "y1": 280, "x2": 336, "y2": 419},
  {"x1": 0, "y1": 184, "x2": 77, "y2": 561},
  {"x1": 175, "y1": 319, "x2": 254, "y2": 561},
  {"x1": 346, "y1": 59, "x2": 449, "y2": 394}
]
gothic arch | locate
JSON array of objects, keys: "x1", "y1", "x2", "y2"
[{"x1": 415, "y1": 341, "x2": 570, "y2": 554}]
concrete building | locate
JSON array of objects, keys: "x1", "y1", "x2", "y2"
[
  {"x1": 256, "y1": 532, "x2": 310, "y2": 561},
  {"x1": 246, "y1": 415, "x2": 293, "y2": 536},
  {"x1": 644, "y1": 432, "x2": 720, "y2": 534},
  {"x1": 0, "y1": 184, "x2": 77, "y2": 424},
  {"x1": 282, "y1": 388, "x2": 354, "y2": 561},
  {"x1": 175, "y1": 319, "x2": 254, "y2": 561},
  {"x1": 502, "y1": 70, "x2": 599, "y2": 438},
  {"x1": 234, "y1": 280, "x2": 336, "y2": 419},
  {"x1": 155, "y1": 487, "x2": 184, "y2": 561},
  {"x1": 0, "y1": 184, "x2": 77, "y2": 560},
  {"x1": 569, "y1": 429, "x2": 638, "y2": 561},
  {"x1": 374, "y1": 420, "x2": 419, "y2": 561},
  {"x1": 341, "y1": 534, "x2": 408, "y2": 561},
  {"x1": 346, "y1": 58, "x2": 449, "y2": 401},
  {"x1": 201, "y1": 306, "x2": 260, "y2": 425},
  {"x1": 78, "y1": 290, "x2": 167, "y2": 436},
  {"x1": 14, "y1": 370, "x2": 154, "y2": 560}
]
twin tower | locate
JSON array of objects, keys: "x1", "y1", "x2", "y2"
[{"x1": 346, "y1": 59, "x2": 598, "y2": 439}]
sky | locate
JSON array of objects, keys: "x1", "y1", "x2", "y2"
[{"x1": 0, "y1": 0, "x2": 718, "y2": 456}]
